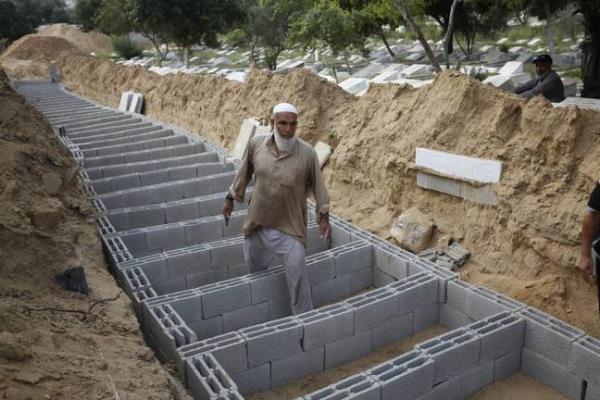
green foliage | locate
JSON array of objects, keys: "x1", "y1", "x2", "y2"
[
  {"x1": 111, "y1": 35, "x2": 143, "y2": 59},
  {"x1": 0, "y1": 0, "x2": 33, "y2": 41},
  {"x1": 289, "y1": 0, "x2": 365, "y2": 57},
  {"x1": 95, "y1": 0, "x2": 131, "y2": 35},
  {"x1": 75, "y1": 0, "x2": 102, "y2": 31},
  {"x1": 13, "y1": 0, "x2": 72, "y2": 27}
]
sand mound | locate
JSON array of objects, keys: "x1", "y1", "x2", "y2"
[
  {"x1": 0, "y1": 69, "x2": 179, "y2": 398},
  {"x1": 0, "y1": 35, "x2": 83, "y2": 79},
  {"x1": 55, "y1": 55, "x2": 600, "y2": 337},
  {"x1": 37, "y1": 23, "x2": 112, "y2": 55},
  {"x1": 2, "y1": 35, "x2": 82, "y2": 62}
]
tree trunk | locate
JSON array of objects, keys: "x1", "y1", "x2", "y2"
[
  {"x1": 183, "y1": 46, "x2": 190, "y2": 68},
  {"x1": 580, "y1": 2, "x2": 600, "y2": 98},
  {"x1": 443, "y1": 0, "x2": 461, "y2": 69},
  {"x1": 543, "y1": 1, "x2": 556, "y2": 59},
  {"x1": 392, "y1": 0, "x2": 442, "y2": 72},
  {"x1": 379, "y1": 28, "x2": 395, "y2": 57}
]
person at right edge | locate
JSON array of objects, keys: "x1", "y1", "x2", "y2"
[
  {"x1": 579, "y1": 181, "x2": 600, "y2": 314},
  {"x1": 513, "y1": 54, "x2": 566, "y2": 103}
]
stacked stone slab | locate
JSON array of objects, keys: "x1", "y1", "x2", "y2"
[{"x1": 16, "y1": 80, "x2": 600, "y2": 400}]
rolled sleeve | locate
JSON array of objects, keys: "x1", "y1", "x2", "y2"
[
  {"x1": 310, "y1": 149, "x2": 330, "y2": 216},
  {"x1": 229, "y1": 140, "x2": 255, "y2": 202}
]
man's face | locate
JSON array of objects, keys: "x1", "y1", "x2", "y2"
[
  {"x1": 272, "y1": 112, "x2": 298, "y2": 139},
  {"x1": 534, "y1": 61, "x2": 551, "y2": 76}
]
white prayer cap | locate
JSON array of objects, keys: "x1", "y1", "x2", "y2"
[{"x1": 272, "y1": 102, "x2": 298, "y2": 116}]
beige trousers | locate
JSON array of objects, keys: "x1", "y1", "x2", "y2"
[{"x1": 244, "y1": 228, "x2": 314, "y2": 315}]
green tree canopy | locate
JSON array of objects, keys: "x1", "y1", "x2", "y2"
[{"x1": 0, "y1": 0, "x2": 33, "y2": 42}]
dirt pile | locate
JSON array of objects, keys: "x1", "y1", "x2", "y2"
[
  {"x1": 0, "y1": 35, "x2": 83, "y2": 80},
  {"x1": 37, "y1": 23, "x2": 112, "y2": 55},
  {"x1": 0, "y1": 69, "x2": 182, "y2": 399},
  {"x1": 53, "y1": 54, "x2": 600, "y2": 337}
]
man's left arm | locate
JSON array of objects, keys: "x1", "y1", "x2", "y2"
[
  {"x1": 309, "y1": 150, "x2": 331, "y2": 239},
  {"x1": 521, "y1": 73, "x2": 561, "y2": 99}
]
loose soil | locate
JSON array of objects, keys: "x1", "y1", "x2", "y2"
[{"x1": 0, "y1": 69, "x2": 187, "y2": 400}]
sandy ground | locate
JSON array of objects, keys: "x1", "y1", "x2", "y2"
[
  {"x1": 0, "y1": 69, "x2": 188, "y2": 400},
  {"x1": 1, "y1": 30, "x2": 599, "y2": 399}
]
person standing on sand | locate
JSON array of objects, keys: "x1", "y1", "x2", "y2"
[
  {"x1": 579, "y1": 180, "x2": 600, "y2": 314},
  {"x1": 222, "y1": 102, "x2": 331, "y2": 315},
  {"x1": 513, "y1": 54, "x2": 565, "y2": 103}
]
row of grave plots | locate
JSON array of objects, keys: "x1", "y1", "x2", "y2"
[{"x1": 14, "y1": 79, "x2": 600, "y2": 400}]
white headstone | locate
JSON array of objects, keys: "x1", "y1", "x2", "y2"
[
  {"x1": 553, "y1": 97, "x2": 600, "y2": 111},
  {"x1": 314, "y1": 141, "x2": 332, "y2": 168},
  {"x1": 416, "y1": 148, "x2": 502, "y2": 183},
  {"x1": 232, "y1": 119, "x2": 258, "y2": 160},
  {"x1": 401, "y1": 64, "x2": 428, "y2": 77},
  {"x1": 527, "y1": 38, "x2": 542, "y2": 47},
  {"x1": 118, "y1": 91, "x2": 134, "y2": 112},
  {"x1": 508, "y1": 46, "x2": 525, "y2": 53},
  {"x1": 128, "y1": 93, "x2": 144, "y2": 114},
  {"x1": 498, "y1": 61, "x2": 524, "y2": 76},
  {"x1": 496, "y1": 38, "x2": 509, "y2": 45},
  {"x1": 339, "y1": 77, "x2": 369, "y2": 95},
  {"x1": 482, "y1": 74, "x2": 513, "y2": 90}
]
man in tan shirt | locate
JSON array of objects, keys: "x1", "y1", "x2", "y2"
[{"x1": 223, "y1": 102, "x2": 331, "y2": 314}]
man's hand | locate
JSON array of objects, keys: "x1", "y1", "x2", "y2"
[
  {"x1": 223, "y1": 198, "x2": 234, "y2": 221},
  {"x1": 579, "y1": 255, "x2": 594, "y2": 282},
  {"x1": 319, "y1": 219, "x2": 331, "y2": 240}
]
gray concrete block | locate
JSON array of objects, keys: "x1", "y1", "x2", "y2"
[
  {"x1": 302, "y1": 374, "x2": 381, "y2": 400},
  {"x1": 188, "y1": 316, "x2": 224, "y2": 340},
  {"x1": 586, "y1": 384, "x2": 600, "y2": 400},
  {"x1": 169, "y1": 294, "x2": 204, "y2": 322},
  {"x1": 371, "y1": 312, "x2": 413, "y2": 349},
  {"x1": 202, "y1": 283, "x2": 252, "y2": 319},
  {"x1": 185, "y1": 219, "x2": 223, "y2": 245},
  {"x1": 312, "y1": 275, "x2": 352, "y2": 307},
  {"x1": 248, "y1": 269, "x2": 289, "y2": 304},
  {"x1": 446, "y1": 280, "x2": 476, "y2": 312},
  {"x1": 494, "y1": 350, "x2": 521, "y2": 381},
  {"x1": 186, "y1": 268, "x2": 228, "y2": 289},
  {"x1": 522, "y1": 348, "x2": 583, "y2": 400},
  {"x1": 389, "y1": 272, "x2": 438, "y2": 316},
  {"x1": 325, "y1": 330, "x2": 373, "y2": 370},
  {"x1": 167, "y1": 247, "x2": 212, "y2": 278},
  {"x1": 335, "y1": 245, "x2": 372, "y2": 276},
  {"x1": 146, "y1": 225, "x2": 187, "y2": 252},
  {"x1": 210, "y1": 242, "x2": 246, "y2": 269},
  {"x1": 416, "y1": 362, "x2": 494, "y2": 400},
  {"x1": 465, "y1": 286, "x2": 525, "y2": 321},
  {"x1": 568, "y1": 335, "x2": 600, "y2": 387},
  {"x1": 178, "y1": 332, "x2": 248, "y2": 381},
  {"x1": 307, "y1": 255, "x2": 336, "y2": 286},
  {"x1": 469, "y1": 312, "x2": 525, "y2": 364},
  {"x1": 128, "y1": 208, "x2": 166, "y2": 228},
  {"x1": 271, "y1": 347, "x2": 325, "y2": 387},
  {"x1": 520, "y1": 307, "x2": 585, "y2": 365},
  {"x1": 369, "y1": 351, "x2": 434, "y2": 400},
  {"x1": 119, "y1": 231, "x2": 147, "y2": 255},
  {"x1": 269, "y1": 298, "x2": 292, "y2": 320},
  {"x1": 373, "y1": 269, "x2": 397, "y2": 288},
  {"x1": 408, "y1": 258, "x2": 457, "y2": 302},
  {"x1": 222, "y1": 302, "x2": 271, "y2": 332},
  {"x1": 346, "y1": 288, "x2": 399, "y2": 333},
  {"x1": 231, "y1": 363, "x2": 271, "y2": 394},
  {"x1": 186, "y1": 353, "x2": 238, "y2": 400},
  {"x1": 350, "y1": 268, "x2": 373, "y2": 292},
  {"x1": 414, "y1": 302, "x2": 439, "y2": 332},
  {"x1": 166, "y1": 202, "x2": 200, "y2": 223},
  {"x1": 242, "y1": 318, "x2": 304, "y2": 367},
  {"x1": 417, "y1": 329, "x2": 481, "y2": 385},
  {"x1": 433, "y1": 308, "x2": 474, "y2": 334},
  {"x1": 373, "y1": 247, "x2": 409, "y2": 280},
  {"x1": 298, "y1": 304, "x2": 354, "y2": 351}
]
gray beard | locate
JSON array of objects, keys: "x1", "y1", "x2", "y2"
[{"x1": 274, "y1": 127, "x2": 297, "y2": 153}]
